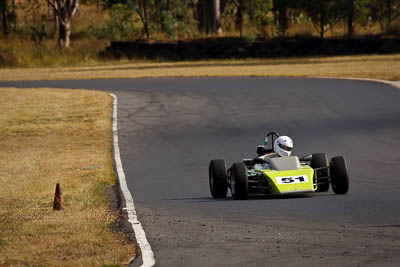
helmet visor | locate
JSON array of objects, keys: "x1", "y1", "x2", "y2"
[{"x1": 279, "y1": 143, "x2": 292, "y2": 152}]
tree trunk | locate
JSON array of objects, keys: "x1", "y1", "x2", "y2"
[
  {"x1": 213, "y1": 0, "x2": 221, "y2": 36},
  {"x1": 205, "y1": 0, "x2": 211, "y2": 34},
  {"x1": 347, "y1": 0, "x2": 354, "y2": 35},
  {"x1": 11, "y1": 0, "x2": 15, "y2": 32},
  {"x1": 320, "y1": 11, "x2": 325, "y2": 38},
  {"x1": 278, "y1": 3, "x2": 287, "y2": 36},
  {"x1": 137, "y1": 0, "x2": 151, "y2": 39},
  {"x1": 203, "y1": 0, "x2": 211, "y2": 34},
  {"x1": 272, "y1": 0, "x2": 278, "y2": 26},
  {"x1": 386, "y1": 0, "x2": 392, "y2": 32},
  {"x1": 141, "y1": 0, "x2": 151, "y2": 39},
  {"x1": 53, "y1": 0, "x2": 59, "y2": 32},
  {"x1": 47, "y1": 0, "x2": 78, "y2": 48},
  {"x1": 198, "y1": 0, "x2": 221, "y2": 36},
  {"x1": 196, "y1": 0, "x2": 203, "y2": 32},
  {"x1": 233, "y1": 0, "x2": 243, "y2": 37},
  {"x1": 58, "y1": 19, "x2": 71, "y2": 47},
  {"x1": 238, "y1": 7, "x2": 243, "y2": 37},
  {"x1": 0, "y1": 0, "x2": 9, "y2": 36}
]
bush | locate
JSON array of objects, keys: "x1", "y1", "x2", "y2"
[{"x1": 88, "y1": 4, "x2": 141, "y2": 41}]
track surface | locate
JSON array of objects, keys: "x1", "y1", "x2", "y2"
[{"x1": 2, "y1": 77, "x2": 400, "y2": 266}]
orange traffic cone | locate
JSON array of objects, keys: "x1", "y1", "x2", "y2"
[{"x1": 53, "y1": 183, "x2": 64, "y2": 211}]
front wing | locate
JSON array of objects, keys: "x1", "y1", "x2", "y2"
[{"x1": 262, "y1": 166, "x2": 315, "y2": 195}]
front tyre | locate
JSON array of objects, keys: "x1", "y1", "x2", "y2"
[
  {"x1": 209, "y1": 159, "x2": 228, "y2": 198},
  {"x1": 330, "y1": 156, "x2": 349, "y2": 195},
  {"x1": 230, "y1": 163, "x2": 248, "y2": 200},
  {"x1": 311, "y1": 153, "x2": 330, "y2": 192}
]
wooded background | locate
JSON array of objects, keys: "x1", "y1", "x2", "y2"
[{"x1": 0, "y1": 0, "x2": 399, "y2": 48}]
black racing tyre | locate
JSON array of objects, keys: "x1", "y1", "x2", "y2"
[
  {"x1": 209, "y1": 159, "x2": 228, "y2": 198},
  {"x1": 230, "y1": 163, "x2": 248, "y2": 200},
  {"x1": 330, "y1": 156, "x2": 349, "y2": 195},
  {"x1": 311, "y1": 153, "x2": 330, "y2": 192}
]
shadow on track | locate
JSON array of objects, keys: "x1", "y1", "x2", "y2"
[{"x1": 164, "y1": 193, "x2": 330, "y2": 203}]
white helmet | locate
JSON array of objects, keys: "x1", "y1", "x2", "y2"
[{"x1": 274, "y1": 136, "x2": 293, "y2": 157}]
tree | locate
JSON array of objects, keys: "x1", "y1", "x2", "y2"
[
  {"x1": 0, "y1": 0, "x2": 9, "y2": 36},
  {"x1": 103, "y1": 0, "x2": 153, "y2": 39},
  {"x1": 231, "y1": 0, "x2": 244, "y2": 37},
  {"x1": 135, "y1": 0, "x2": 151, "y2": 39},
  {"x1": 341, "y1": 0, "x2": 373, "y2": 35},
  {"x1": 251, "y1": 0, "x2": 273, "y2": 37},
  {"x1": 346, "y1": 0, "x2": 355, "y2": 34},
  {"x1": 229, "y1": 0, "x2": 273, "y2": 37},
  {"x1": 198, "y1": 0, "x2": 221, "y2": 35},
  {"x1": 370, "y1": 0, "x2": 400, "y2": 33},
  {"x1": 302, "y1": 0, "x2": 342, "y2": 38},
  {"x1": 273, "y1": 0, "x2": 289, "y2": 36},
  {"x1": 10, "y1": 0, "x2": 15, "y2": 32},
  {"x1": 47, "y1": 0, "x2": 79, "y2": 48},
  {"x1": 272, "y1": 0, "x2": 300, "y2": 36},
  {"x1": 157, "y1": 0, "x2": 196, "y2": 39},
  {"x1": 331, "y1": 0, "x2": 355, "y2": 35}
]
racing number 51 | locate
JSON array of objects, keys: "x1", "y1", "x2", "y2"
[{"x1": 281, "y1": 176, "x2": 305, "y2": 183}]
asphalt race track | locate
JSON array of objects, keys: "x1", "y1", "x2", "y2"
[{"x1": 2, "y1": 77, "x2": 400, "y2": 266}]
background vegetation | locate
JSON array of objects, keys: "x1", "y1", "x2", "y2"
[{"x1": 0, "y1": 0, "x2": 399, "y2": 66}]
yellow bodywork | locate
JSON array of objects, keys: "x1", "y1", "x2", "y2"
[{"x1": 262, "y1": 166, "x2": 315, "y2": 195}]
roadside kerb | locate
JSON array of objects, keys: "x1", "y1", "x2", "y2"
[{"x1": 110, "y1": 93, "x2": 155, "y2": 267}]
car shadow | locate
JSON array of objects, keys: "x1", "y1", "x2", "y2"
[{"x1": 165, "y1": 193, "x2": 330, "y2": 203}]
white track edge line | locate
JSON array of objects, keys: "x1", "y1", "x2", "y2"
[
  {"x1": 317, "y1": 77, "x2": 400, "y2": 90},
  {"x1": 109, "y1": 93, "x2": 155, "y2": 267}
]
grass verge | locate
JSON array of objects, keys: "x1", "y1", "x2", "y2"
[
  {"x1": 0, "y1": 54, "x2": 399, "y2": 81},
  {"x1": 0, "y1": 88, "x2": 134, "y2": 266}
]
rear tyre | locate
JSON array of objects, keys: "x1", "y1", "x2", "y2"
[
  {"x1": 330, "y1": 156, "x2": 349, "y2": 195},
  {"x1": 311, "y1": 153, "x2": 330, "y2": 192},
  {"x1": 209, "y1": 159, "x2": 228, "y2": 198},
  {"x1": 230, "y1": 163, "x2": 248, "y2": 200}
]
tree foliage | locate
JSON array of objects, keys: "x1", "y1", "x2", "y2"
[
  {"x1": 370, "y1": 0, "x2": 400, "y2": 33},
  {"x1": 227, "y1": 0, "x2": 273, "y2": 37},
  {"x1": 301, "y1": 0, "x2": 343, "y2": 38},
  {"x1": 1, "y1": 0, "x2": 399, "y2": 46}
]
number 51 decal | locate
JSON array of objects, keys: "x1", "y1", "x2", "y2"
[{"x1": 276, "y1": 175, "x2": 309, "y2": 184}]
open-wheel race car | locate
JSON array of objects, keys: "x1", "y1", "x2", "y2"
[{"x1": 209, "y1": 132, "x2": 349, "y2": 200}]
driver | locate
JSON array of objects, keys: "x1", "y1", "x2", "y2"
[{"x1": 258, "y1": 136, "x2": 293, "y2": 161}]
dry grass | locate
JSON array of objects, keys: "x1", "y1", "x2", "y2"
[
  {"x1": 0, "y1": 36, "x2": 109, "y2": 68},
  {"x1": 0, "y1": 54, "x2": 399, "y2": 81},
  {"x1": 0, "y1": 88, "x2": 134, "y2": 266}
]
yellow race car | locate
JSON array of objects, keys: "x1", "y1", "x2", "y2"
[{"x1": 209, "y1": 132, "x2": 349, "y2": 200}]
